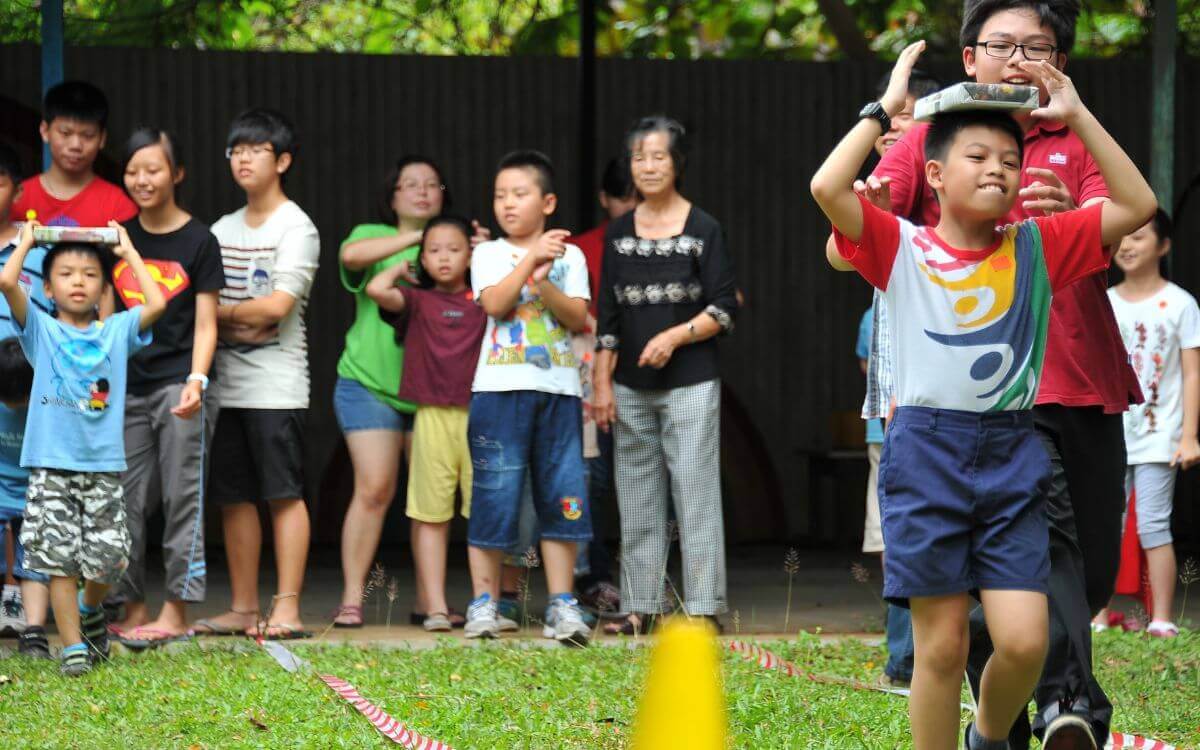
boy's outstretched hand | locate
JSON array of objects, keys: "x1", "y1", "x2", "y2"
[
  {"x1": 1021, "y1": 61, "x2": 1084, "y2": 124},
  {"x1": 17, "y1": 218, "x2": 39, "y2": 250},
  {"x1": 879, "y1": 40, "x2": 927, "y2": 117}
]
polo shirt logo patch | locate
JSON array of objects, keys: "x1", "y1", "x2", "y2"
[{"x1": 1049, "y1": 152, "x2": 1068, "y2": 165}]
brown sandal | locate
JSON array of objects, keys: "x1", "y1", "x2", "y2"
[{"x1": 604, "y1": 613, "x2": 657, "y2": 636}]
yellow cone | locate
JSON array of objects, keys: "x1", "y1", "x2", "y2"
[{"x1": 632, "y1": 616, "x2": 727, "y2": 750}]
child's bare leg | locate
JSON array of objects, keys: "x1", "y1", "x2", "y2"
[
  {"x1": 199, "y1": 503, "x2": 260, "y2": 631},
  {"x1": 469, "y1": 546, "x2": 503, "y2": 600},
  {"x1": 49, "y1": 576, "x2": 82, "y2": 645},
  {"x1": 412, "y1": 520, "x2": 451, "y2": 615},
  {"x1": 20, "y1": 580, "x2": 49, "y2": 626},
  {"x1": 540, "y1": 540, "x2": 577, "y2": 595},
  {"x1": 1145, "y1": 543, "x2": 1177, "y2": 622},
  {"x1": 909, "y1": 593, "x2": 969, "y2": 750},
  {"x1": 501, "y1": 564, "x2": 524, "y2": 595},
  {"x1": 81, "y1": 579, "x2": 110, "y2": 610},
  {"x1": 267, "y1": 498, "x2": 309, "y2": 629},
  {"x1": 975, "y1": 590, "x2": 1048, "y2": 740},
  {"x1": 3, "y1": 525, "x2": 15, "y2": 585}
]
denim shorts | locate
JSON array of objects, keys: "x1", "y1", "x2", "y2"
[
  {"x1": 0, "y1": 506, "x2": 50, "y2": 583},
  {"x1": 333, "y1": 377, "x2": 414, "y2": 433},
  {"x1": 467, "y1": 391, "x2": 591, "y2": 550},
  {"x1": 880, "y1": 406, "x2": 1051, "y2": 607}
]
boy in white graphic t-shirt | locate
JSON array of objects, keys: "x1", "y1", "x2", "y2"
[
  {"x1": 199, "y1": 108, "x2": 319, "y2": 641},
  {"x1": 1095, "y1": 209, "x2": 1200, "y2": 638}
]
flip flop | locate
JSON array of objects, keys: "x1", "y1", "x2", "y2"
[
  {"x1": 190, "y1": 615, "x2": 258, "y2": 637},
  {"x1": 118, "y1": 627, "x2": 192, "y2": 651},
  {"x1": 253, "y1": 622, "x2": 314, "y2": 641}
]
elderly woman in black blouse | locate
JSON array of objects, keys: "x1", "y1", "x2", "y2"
[{"x1": 593, "y1": 116, "x2": 738, "y2": 634}]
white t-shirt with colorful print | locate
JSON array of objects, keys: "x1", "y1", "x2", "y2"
[
  {"x1": 834, "y1": 198, "x2": 1107, "y2": 413},
  {"x1": 1109, "y1": 281, "x2": 1200, "y2": 464},
  {"x1": 470, "y1": 238, "x2": 590, "y2": 397}
]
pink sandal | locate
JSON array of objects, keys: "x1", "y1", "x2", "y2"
[{"x1": 332, "y1": 604, "x2": 364, "y2": 629}]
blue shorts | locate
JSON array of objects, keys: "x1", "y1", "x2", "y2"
[
  {"x1": 333, "y1": 377, "x2": 414, "y2": 433},
  {"x1": 880, "y1": 406, "x2": 1050, "y2": 607},
  {"x1": 0, "y1": 506, "x2": 50, "y2": 583},
  {"x1": 467, "y1": 391, "x2": 591, "y2": 550}
]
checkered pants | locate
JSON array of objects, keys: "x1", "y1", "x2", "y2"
[{"x1": 613, "y1": 379, "x2": 726, "y2": 615}]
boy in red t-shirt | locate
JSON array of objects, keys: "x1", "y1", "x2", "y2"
[{"x1": 11, "y1": 81, "x2": 136, "y2": 228}]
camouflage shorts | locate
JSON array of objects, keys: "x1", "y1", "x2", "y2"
[{"x1": 19, "y1": 469, "x2": 131, "y2": 584}]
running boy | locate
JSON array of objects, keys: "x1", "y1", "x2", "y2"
[
  {"x1": 0, "y1": 220, "x2": 166, "y2": 675},
  {"x1": 465, "y1": 150, "x2": 593, "y2": 644},
  {"x1": 810, "y1": 42, "x2": 1156, "y2": 750},
  {"x1": 198, "y1": 108, "x2": 319, "y2": 641},
  {"x1": 1095, "y1": 210, "x2": 1200, "y2": 638},
  {"x1": 11, "y1": 81, "x2": 136, "y2": 226},
  {"x1": 367, "y1": 215, "x2": 486, "y2": 632},
  {"x1": 0, "y1": 144, "x2": 53, "y2": 656}
]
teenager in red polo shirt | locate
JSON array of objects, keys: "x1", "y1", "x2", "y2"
[
  {"x1": 830, "y1": 2, "x2": 1138, "y2": 748},
  {"x1": 11, "y1": 81, "x2": 136, "y2": 228}
]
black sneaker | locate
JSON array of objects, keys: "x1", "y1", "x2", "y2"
[
  {"x1": 18, "y1": 625, "x2": 52, "y2": 659},
  {"x1": 1042, "y1": 712, "x2": 1097, "y2": 750},
  {"x1": 80, "y1": 608, "x2": 110, "y2": 661},
  {"x1": 60, "y1": 647, "x2": 91, "y2": 677}
]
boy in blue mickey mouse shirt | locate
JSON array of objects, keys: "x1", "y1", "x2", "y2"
[{"x1": 0, "y1": 219, "x2": 165, "y2": 675}]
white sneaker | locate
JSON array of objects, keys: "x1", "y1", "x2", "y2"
[
  {"x1": 464, "y1": 594, "x2": 499, "y2": 639},
  {"x1": 543, "y1": 595, "x2": 590, "y2": 646},
  {"x1": 0, "y1": 585, "x2": 25, "y2": 635},
  {"x1": 496, "y1": 613, "x2": 520, "y2": 632}
]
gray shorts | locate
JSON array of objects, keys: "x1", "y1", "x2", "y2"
[
  {"x1": 1126, "y1": 463, "x2": 1177, "y2": 549},
  {"x1": 19, "y1": 468, "x2": 131, "y2": 584}
]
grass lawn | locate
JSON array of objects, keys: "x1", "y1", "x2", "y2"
[{"x1": 0, "y1": 629, "x2": 1197, "y2": 749}]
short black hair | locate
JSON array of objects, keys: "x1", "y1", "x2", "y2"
[
  {"x1": 625, "y1": 115, "x2": 689, "y2": 189},
  {"x1": 960, "y1": 0, "x2": 1081, "y2": 56},
  {"x1": 42, "y1": 242, "x2": 114, "y2": 283},
  {"x1": 874, "y1": 69, "x2": 944, "y2": 100},
  {"x1": 123, "y1": 127, "x2": 183, "y2": 174},
  {"x1": 496, "y1": 150, "x2": 555, "y2": 195},
  {"x1": 415, "y1": 214, "x2": 473, "y2": 289},
  {"x1": 226, "y1": 108, "x2": 297, "y2": 158},
  {"x1": 925, "y1": 109, "x2": 1025, "y2": 166},
  {"x1": 43, "y1": 80, "x2": 109, "y2": 129},
  {"x1": 600, "y1": 156, "x2": 634, "y2": 200},
  {"x1": 1148, "y1": 208, "x2": 1172, "y2": 244},
  {"x1": 0, "y1": 142, "x2": 24, "y2": 184},
  {"x1": 0, "y1": 338, "x2": 32, "y2": 405},
  {"x1": 378, "y1": 155, "x2": 453, "y2": 225}
]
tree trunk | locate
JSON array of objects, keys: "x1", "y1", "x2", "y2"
[{"x1": 815, "y1": 0, "x2": 872, "y2": 59}]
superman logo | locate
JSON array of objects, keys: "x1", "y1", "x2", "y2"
[{"x1": 113, "y1": 259, "x2": 190, "y2": 307}]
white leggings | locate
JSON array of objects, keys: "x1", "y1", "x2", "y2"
[{"x1": 1126, "y1": 463, "x2": 1176, "y2": 549}]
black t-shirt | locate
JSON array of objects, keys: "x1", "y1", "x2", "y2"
[{"x1": 117, "y1": 216, "x2": 226, "y2": 396}]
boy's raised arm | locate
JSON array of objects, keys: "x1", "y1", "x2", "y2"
[
  {"x1": 1023, "y1": 62, "x2": 1157, "y2": 246},
  {"x1": 0, "y1": 221, "x2": 36, "y2": 328},
  {"x1": 111, "y1": 222, "x2": 166, "y2": 331},
  {"x1": 810, "y1": 41, "x2": 925, "y2": 243}
]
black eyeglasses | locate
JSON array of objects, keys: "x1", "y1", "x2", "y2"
[{"x1": 975, "y1": 40, "x2": 1058, "y2": 61}]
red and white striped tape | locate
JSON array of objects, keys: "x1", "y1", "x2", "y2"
[
  {"x1": 1107, "y1": 732, "x2": 1176, "y2": 750},
  {"x1": 726, "y1": 640, "x2": 1178, "y2": 750},
  {"x1": 319, "y1": 674, "x2": 455, "y2": 750}
]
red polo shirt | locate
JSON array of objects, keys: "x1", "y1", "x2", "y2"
[
  {"x1": 569, "y1": 220, "x2": 608, "y2": 315},
  {"x1": 11, "y1": 175, "x2": 137, "y2": 228},
  {"x1": 873, "y1": 120, "x2": 1142, "y2": 413}
]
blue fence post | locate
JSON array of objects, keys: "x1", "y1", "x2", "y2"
[{"x1": 41, "y1": 0, "x2": 65, "y2": 171}]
